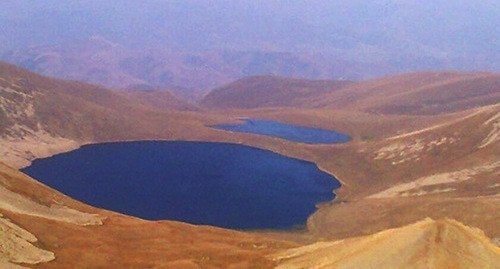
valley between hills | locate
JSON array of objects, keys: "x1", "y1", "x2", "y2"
[{"x1": 0, "y1": 62, "x2": 499, "y2": 268}]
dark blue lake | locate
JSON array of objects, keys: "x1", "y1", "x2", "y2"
[
  {"x1": 22, "y1": 141, "x2": 339, "y2": 230},
  {"x1": 212, "y1": 119, "x2": 351, "y2": 144}
]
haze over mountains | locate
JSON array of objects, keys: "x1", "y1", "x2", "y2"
[
  {"x1": 0, "y1": 1, "x2": 499, "y2": 267},
  {"x1": 1, "y1": 0, "x2": 499, "y2": 98}
]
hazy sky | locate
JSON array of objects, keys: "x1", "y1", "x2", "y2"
[
  {"x1": 1, "y1": 0, "x2": 498, "y2": 52},
  {"x1": 0, "y1": 0, "x2": 498, "y2": 88}
]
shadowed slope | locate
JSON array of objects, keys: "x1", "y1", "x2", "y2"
[
  {"x1": 201, "y1": 76, "x2": 352, "y2": 109},
  {"x1": 202, "y1": 72, "x2": 500, "y2": 114},
  {"x1": 271, "y1": 218, "x2": 500, "y2": 269},
  {"x1": 121, "y1": 89, "x2": 199, "y2": 111}
]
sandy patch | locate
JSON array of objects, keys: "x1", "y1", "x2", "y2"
[
  {"x1": 373, "y1": 137, "x2": 460, "y2": 165},
  {"x1": 386, "y1": 105, "x2": 497, "y2": 141},
  {"x1": 0, "y1": 85, "x2": 34, "y2": 121},
  {"x1": 1, "y1": 84, "x2": 81, "y2": 169},
  {"x1": 271, "y1": 218, "x2": 500, "y2": 269},
  {"x1": 0, "y1": 181, "x2": 104, "y2": 225},
  {"x1": 375, "y1": 139, "x2": 425, "y2": 162},
  {"x1": 479, "y1": 112, "x2": 499, "y2": 149},
  {"x1": 374, "y1": 137, "x2": 458, "y2": 165},
  {"x1": 0, "y1": 214, "x2": 55, "y2": 268},
  {"x1": 0, "y1": 125, "x2": 81, "y2": 169},
  {"x1": 368, "y1": 161, "x2": 500, "y2": 199}
]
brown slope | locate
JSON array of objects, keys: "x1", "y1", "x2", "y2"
[
  {"x1": 0, "y1": 161, "x2": 295, "y2": 269},
  {"x1": 271, "y1": 218, "x2": 500, "y2": 269},
  {"x1": 1, "y1": 61, "x2": 498, "y2": 267},
  {"x1": 0, "y1": 61, "x2": 216, "y2": 168},
  {"x1": 0, "y1": 61, "x2": 168, "y2": 137},
  {"x1": 201, "y1": 76, "x2": 352, "y2": 109},
  {"x1": 303, "y1": 104, "x2": 500, "y2": 242},
  {"x1": 310, "y1": 71, "x2": 500, "y2": 115},
  {"x1": 120, "y1": 89, "x2": 199, "y2": 111}
]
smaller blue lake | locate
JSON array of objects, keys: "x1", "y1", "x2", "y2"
[
  {"x1": 22, "y1": 142, "x2": 339, "y2": 230},
  {"x1": 212, "y1": 119, "x2": 351, "y2": 144}
]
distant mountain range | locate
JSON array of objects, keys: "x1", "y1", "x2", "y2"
[
  {"x1": 1, "y1": 38, "x2": 342, "y2": 100},
  {"x1": 1, "y1": 1, "x2": 498, "y2": 98}
]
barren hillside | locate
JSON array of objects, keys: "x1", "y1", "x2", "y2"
[
  {"x1": 201, "y1": 76, "x2": 352, "y2": 109},
  {"x1": 202, "y1": 72, "x2": 500, "y2": 115},
  {"x1": 0, "y1": 62, "x2": 498, "y2": 267},
  {"x1": 272, "y1": 218, "x2": 500, "y2": 269},
  {"x1": 311, "y1": 72, "x2": 500, "y2": 115}
]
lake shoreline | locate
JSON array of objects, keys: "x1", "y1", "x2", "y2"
[{"x1": 23, "y1": 141, "x2": 341, "y2": 230}]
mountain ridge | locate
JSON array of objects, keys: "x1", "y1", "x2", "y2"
[
  {"x1": 201, "y1": 75, "x2": 353, "y2": 109},
  {"x1": 202, "y1": 71, "x2": 500, "y2": 115},
  {"x1": 0, "y1": 61, "x2": 498, "y2": 268}
]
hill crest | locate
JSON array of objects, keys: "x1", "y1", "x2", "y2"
[
  {"x1": 271, "y1": 218, "x2": 500, "y2": 269},
  {"x1": 201, "y1": 75, "x2": 352, "y2": 109}
]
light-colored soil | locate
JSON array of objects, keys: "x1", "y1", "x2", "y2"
[
  {"x1": 0, "y1": 214, "x2": 55, "y2": 268},
  {"x1": 369, "y1": 161, "x2": 500, "y2": 198},
  {"x1": 0, "y1": 163, "x2": 104, "y2": 226},
  {"x1": 0, "y1": 129, "x2": 80, "y2": 169},
  {"x1": 0, "y1": 185, "x2": 103, "y2": 226},
  {"x1": 271, "y1": 218, "x2": 500, "y2": 269}
]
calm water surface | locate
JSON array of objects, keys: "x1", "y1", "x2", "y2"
[
  {"x1": 212, "y1": 119, "x2": 351, "y2": 144},
  {"x1": 23, "y1": 141, "x2": 339, "y2": 230}
]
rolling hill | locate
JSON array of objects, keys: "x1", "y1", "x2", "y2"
[
  {"x1": 201, "y1": 76, "x2": 352, "y2": 109},
  {"x1": 0, "y1": 62, "x2": 498, "y2": 268},
  {"x1": 310, "y1": 72, "x2": 500, "y2": 115},
  {"x1": 272, "y1": 218, "x2": 500, "y2": 269},
  {"x1": 202, "y1": 71, "x2": 500, "y2": 115},
  {"x1": 0, "y1": 62, "x2": 211, "y2": 168}
]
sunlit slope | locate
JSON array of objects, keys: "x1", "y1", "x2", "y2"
[
  {"x1": 0, "y1": 62, "x2": 213, "y2": 168},
  {"x1": 202, "y1": 72, "x2": 500, "y2": 114},
  {"x1": 304, "y1": 103, "x2": 499, "y2": 242},
  {"x1": 1, "y1": 61, "x2": 498, "y2": 267},
  {"x1": 311, "y1": 72, "x2": 500, "y2": 114},
  {"x1": 271, "y1": 218, "x2": 500, "y2": 269}
]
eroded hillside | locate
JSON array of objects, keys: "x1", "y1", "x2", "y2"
[{"x1": 0, "y1": 63, "x2": 498, "y2": 267}]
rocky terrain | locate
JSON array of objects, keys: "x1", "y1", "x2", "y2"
[{"x1": 0, "y1": 62, "x2": 498, "y2": 268}]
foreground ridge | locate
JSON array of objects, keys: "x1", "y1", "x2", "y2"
[{"x1": 271, "y1": 218, "x2": 500, "y2": 269}]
